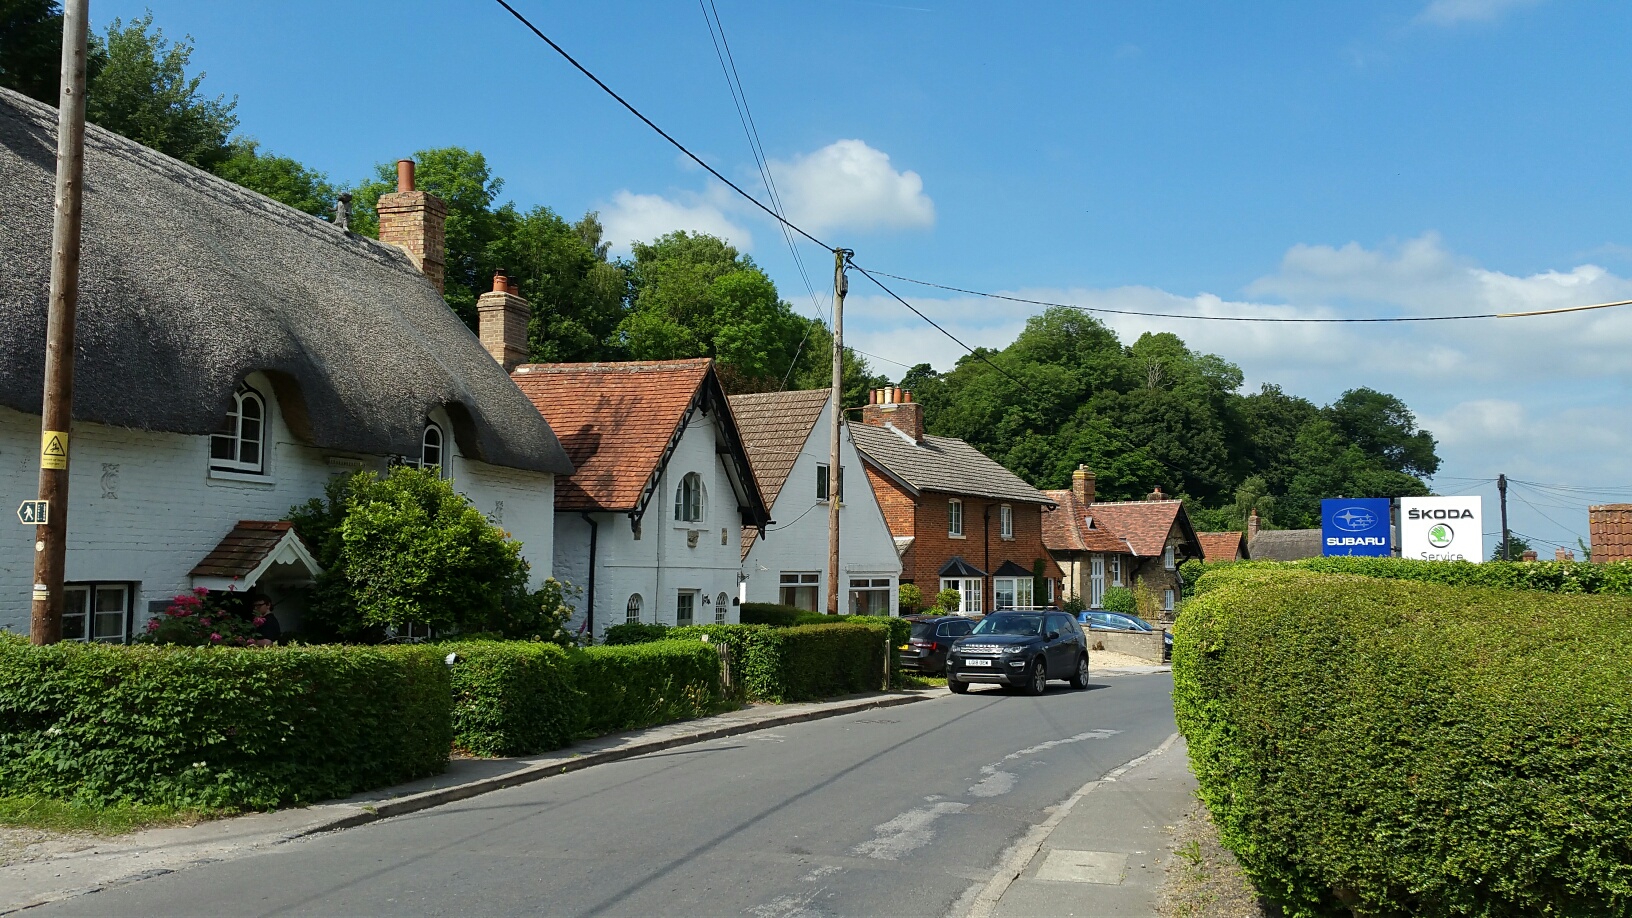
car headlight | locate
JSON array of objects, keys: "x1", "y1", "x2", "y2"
[{"x1": 1004, "y1": 645, "x2": 1025, "y2": 654}]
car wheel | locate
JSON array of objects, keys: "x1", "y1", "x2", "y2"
[
  {"x1": 949, "y1": 677, "x2": 970, "y2": 694},
  {"x1": 1070, "y1": 654, "x2": 1091, "y2": 690},
  {"x1": 1023, "y1": 658, "x2": 1048, "y2": 696}
]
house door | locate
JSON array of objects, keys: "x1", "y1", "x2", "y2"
[{"x1": 1090, "y1": 555, "x2": 1106, "y2": 609}]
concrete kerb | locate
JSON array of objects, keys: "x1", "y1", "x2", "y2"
[{"x1": 301, "y1": 690, "x2": 941, "y2": 837}]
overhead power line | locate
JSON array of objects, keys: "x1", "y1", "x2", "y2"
[{"x1": 848, "y1": 261, "x2": 1033, "y2": 391}]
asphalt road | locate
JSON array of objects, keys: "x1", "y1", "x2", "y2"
[{"x1": 37, "y1": 674, "x2": 1177, "y2": 918}]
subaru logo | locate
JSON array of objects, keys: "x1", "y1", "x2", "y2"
[{"x1": 1332, "y1": 507, "x2": 1377, "y2": 532}]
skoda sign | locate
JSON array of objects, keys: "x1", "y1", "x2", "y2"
[
  {"x1": 1321, "y1": 498, "x2": 1392, "y2": 557},
  {"x1": 1400, "y1": 496, "x2": 1484, "y2": 562}
]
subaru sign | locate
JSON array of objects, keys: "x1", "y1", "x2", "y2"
[
  {"x1": 1400, "y1": 496, "x2": 1484, "y2": 562},
  {"x1": 1321, "y1": 498, "x2": 1392, "y2": 556}
]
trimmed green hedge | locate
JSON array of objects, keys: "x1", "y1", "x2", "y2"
[
  {"x1": 601, "y1": 622, "x2": 672, "y2": 645},
  {"x1": 674, "y1": 622, "x2": 888, "y2": 702},
  {"x1": 0, "y1": 636, "x2": 450, "y2": 810},
  {"x1": 740, "y1": 602, "x2": 807, "y2": 627},
  {"x1": 1174, "y1": 566, "x2": 1632, "y2": 916},
  {"x1": 445, "y1": 641, "x2": 581, "y2": 757},
  {"x1": 573, "y1": 640, "x2": 724, "y2": 736},
  {"x1": 1186, "y1": 556, "x2": 1632, "y2": 597}
]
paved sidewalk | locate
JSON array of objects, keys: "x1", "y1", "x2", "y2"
[
  {"x1": 966, "y1": 733, "x2": 1196, "y2": 918},
  {"x1": 0, "y1": 688, "x2": 938, "y2": 914}
]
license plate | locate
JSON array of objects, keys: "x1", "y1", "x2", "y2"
[
  {"x1": 964, "y1": 659, "x2": 992, "y2": 667},
  {"x1": 897, "y1": 644, "x2": 910, "y2": 651}
]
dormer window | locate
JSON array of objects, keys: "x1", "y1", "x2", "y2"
[
  {"x1": 419, "y1": 423, "x2": 447, "y2": 478},
  {"x1": 210, "y1": 386, "x2": 265, "y2": 474},
  {"x1": 675, "y1": 472, "x2": 704, "y2": 523}
]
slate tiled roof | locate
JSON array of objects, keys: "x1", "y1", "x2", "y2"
[
  {"x1": 1589, "y1": 504, "x2": 1632, "y2": 563},
  {"x1": 1078, "y1": 500, "x2": 1193, "y2": 558},
  {"x1": 850, "y1": 425, "x2": 1053, "y2": 505},
  {"x1": 511, "y1": 360, "x2": 713, "y2": 513},
  {"x1": 1197, "y1": 531, "x2": 1249, "y2": 562},
  {"x1": 1248, "y1": 529, "x2": 1323, "y2": 562},
  {"x1": 729, "y1": 388, "x2": 831, "y2": 508},
  {"x1": 189, "y1": 521, "x2": 308, "y2": 579},
  {"x1": 0, "y1": 88, "x2": 571, "y2": 475},
  {"x1": 1041, "y1": 489, "x2": 1135, "y2": 554}
]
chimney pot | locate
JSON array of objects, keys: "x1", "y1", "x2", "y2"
[
  {"x1": 506, "y1": 277, "x2": 519, "y2": 296},
  {"x1": 860, "y1": 386, "x2": 925, "y2": 441},
  {"x1": 396, "y1": 159, "x2": 415, "y2": 193},
  {"x1": 378, "y1": 161, "x2": 447, "y2": 293},
  {"x1": 902, "y1": 389, "x2": 913, "y2": 403},
  {"x1": 492, "y1": 273, "x2": 508, "y2": 294},
  {"x1": 478, "y1": 278, "x2": 530, "y2": 372}
]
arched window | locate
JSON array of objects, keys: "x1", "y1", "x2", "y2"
[
  {"x1": 716, "y1": 592, "x2": 729, "y2": 624},
  {"x1": 626, "y1": 593, "x2": 643, "y2": 625},
  {"x1": 675, "y1": 472, "x2": 704, "y2": 522},
  {"x1": 420, "y1": 423, "x2": 447, "y2": 478},
  {"x1": 210, "y1": 386, "x2": 266, "y2": 474}
]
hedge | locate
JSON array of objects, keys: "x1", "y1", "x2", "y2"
[
  {"x1": 673, "y1": 622, "x2": 889, "y2": 703},
  {"x1": 1183, "y1": 555, "x2": 1632, "y2": 598},
  {"x1": 0, "y1": 636, "x2": 450, "y2": 810},
  {"x1": 445, "y1": 640, "x2": 581, "y2": 757},
  {"x1": 1173, "y1": 566, "x2": 1632, "y2": 916},
  {"x1": 572, "y1": 640, "x2": 724, "y2": 737}
]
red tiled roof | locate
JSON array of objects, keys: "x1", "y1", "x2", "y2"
[
  {"x1": 189, "y1": 520, "x2": 303, "y2": 579},
  {"x1": 1041, "y1": 489, "x2": 1133, "y2": 554},
  {"x1": 511, "y1": 360, "x2": 712, "y2": 512},
  {"x1": 1196, "y1": 531, "x2": 1248, "y2": 562},
  {"x1": 1590, "y1": 504, "x2": 1632, "y2": 563},
  {"x1": 1073, "y1": 499, "x2": 1186, "y2": 557},
  {"x1": 729, "y1": 388, "x2": 831, "y2": 509}
]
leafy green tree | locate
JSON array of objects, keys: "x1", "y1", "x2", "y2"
[
  {"x1": 1490, "y1": 534, "x2": 1533, "y2": 562},
  {"x1": 86, "y1": 13, "x2": 236, "y2": 170},
  {"x1": 497, "y1": 208, "x2": 628, "y2": 363},
  {"x1": 213, "y1": 139, "x2": 337, "y2": 218},
  {"x1": 0, "y1": 0, "x2": 105, "y2": 103},
  {"x1": 1327, "y1": 387, "x2": 1440, "y2": 477}
]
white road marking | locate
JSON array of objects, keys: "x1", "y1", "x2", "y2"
[
  {"x1": 967, "y1": 730, "x2": 1120, "y2": 798},
  {"x1": 852, "y1": 802, "x2": 970, "y2": 860}
]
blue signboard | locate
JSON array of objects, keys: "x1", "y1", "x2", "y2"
[{"x1": 1321, "y1": 498, "x2": 1392, "y2": 556}]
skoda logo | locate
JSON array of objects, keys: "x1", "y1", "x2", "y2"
[
  {"x1": 1333, "y1": 507, "x2": 1377, "y2": 532},
  {"x1": 1427, "y1": 523, "x2": 1454, "y2": 548}
]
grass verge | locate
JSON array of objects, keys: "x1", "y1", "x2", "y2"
[
  {"x1": 1159, "y1": 802, "x2": 1280, "y2": 918},
  {"x1": 0, "y1": 795, "x2": 228, "y2": 835}
]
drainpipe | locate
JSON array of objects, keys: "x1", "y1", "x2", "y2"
[
  {"x1": 983, "y1": 503, "x2": 991, "y2": 608},
  {"x1": 580, "y1": 512, "x2": 598, "y2": 641}
]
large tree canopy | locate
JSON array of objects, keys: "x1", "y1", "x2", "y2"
[{"x1": 86, "y1": 14, "x2": 237, "y2": 171}]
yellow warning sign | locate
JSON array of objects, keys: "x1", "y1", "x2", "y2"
[{"x1": 40, "y1": 430, "x2": 68, "y2": 470}]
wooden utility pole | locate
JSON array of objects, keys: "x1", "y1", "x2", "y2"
[
  {"x1": 826, "y1": 249, "x2": 851, "y2": 615},
  {"x1": 31, "y1": 0, "x2": 90, "y2": 645},
  {"x1": 1498, "y1": 473, "x2": 1510, "y2": 562}
]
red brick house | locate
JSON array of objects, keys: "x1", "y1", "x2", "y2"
[
  {"x1": 850, "y1": 388, "x2": 1061, "y2": 614},
  {"x1": 1042, "y1": 465, "x2": 1202, "y2": 613},
  {"x1": 1196, "y1": 530, "x2": 1249, "y2": 562}
]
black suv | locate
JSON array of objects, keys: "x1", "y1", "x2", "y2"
[
  {"x1": 946, "y1": 610, "x2": 1090, "y2": 695},
  {"x1": 900, "y1": 615, "x2": 977, "y2": 675}
]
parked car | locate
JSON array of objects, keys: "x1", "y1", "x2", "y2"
[
  {"x1": 1079, "y1": 610, "x2": 1173, "y2": 653},
  {"x1": 899, "y1": 615, "x2": 976, "y2": 674},
  {"x1": 946, "y1": 610, "x2": 1090, "y2": 695}
]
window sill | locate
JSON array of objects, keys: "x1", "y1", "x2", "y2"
[
  {"x1": 1000, "y1": 535, "x2": 1015, "y2": 541},
  {"x1": 948, "y1": 533, "x2": 966, "y2": 540},
  {"x1": 208, "y1": 468, "x2": 274, "y2": 487}
]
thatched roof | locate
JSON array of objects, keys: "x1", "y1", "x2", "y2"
[
  {"x1": 0, "y1": 87, "x2": 571, "y2": 475},
  {"x1": 1248, "y1": 529, "x2": 1323, "y2": 562}
]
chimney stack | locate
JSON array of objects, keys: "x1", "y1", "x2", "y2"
[
  {"x1": 1072, "y1": 463, "x2": 1096, "y2": 506},
  {"x1": 1521, "y1": 550, "x2": 1539, "y2": 562},
  {"x1": 1147, "y1": 486, "x2": 1166, "y2": 501},
  {"x1": 1555, "y1": 547, "x2": 1574, "y2": 562},
  {"x1": 377, "y1": 158, "x2": 448, "y2": 293},
  {"x1": 478, "y1": 272, "x2": 531, "y2": 371},
  {"x1": 860, "y1": 386, "x2": 924, "y2": 442},
  {"x1": 1248, "y1": 508, "x2": 1260, "y2": 541}
]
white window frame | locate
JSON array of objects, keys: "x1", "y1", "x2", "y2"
[
  {"x1": 1164, "y1": 589, "x2": 1175, "y2": 612},
  {"x1": 626, "y1": 593, "x2": 643, "y2": 625},
  {"x1": 676, "y1": 591, "x2": 697, "y2": 626},
  {"x1": 1164, "y1": 545, "x2": 1176, "y2": 571},
  {"x1": 1090, "y1": 555, "x2": 1106, "y2": 609},
  {"x1": 419, "y1": 422, "x2": 449, "y2": 478},
  {"x1": 847, "y1": 577, "x2": 892, "y2": 616},
  {"x1": 816, "y1": 463, "x2": 844, "y2": 503},
  {"x1": 940, "y1": 577, "x2": 983, "y2": 614},
  {"x1": 210, "y1": 386, "x2": 266, "y2": 475},
  {"x1": 948, "y1": 499, "x2": 964, "y2": 538},
  {"x1": 63, "y1": 582, "x2": 131, "y2": 643},
  {"x1": 1047, "y1": 578, "x2": 1056, "y2": 603},
  {"x1": 1111, "y1": 555, "x2": 1123, "y2": 586},
  {"x1": 716, "y1": 592, "x2": 729, "y2": 624},
  {"x1": 779, "y1": 572, "x2": 821, "y2": 611},
  {"x1": 1013, "y1": 576, "x2": 1036, "y2": 609},
  {"x1": 993, "y1": 577, "x2": 1016, "y2": 610},
  {"x1": 1000, "y1": 504, "x2": 1013, "y2": 540},
  {"x1": 675, "y1": 472, "x2": 704, "y2": 523}
]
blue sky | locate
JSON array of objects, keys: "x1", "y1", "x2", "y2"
[{"x1": 100, "y1": 0, "x2": 1632, "y2": 551}]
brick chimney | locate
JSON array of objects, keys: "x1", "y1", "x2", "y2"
[
  {"x1": 1521, "y1": 550, "x2": 1539, "y2": 562},
  {"x1": 1072, "y1": 464, "x2": 1096, "y2": 506},
  {"x1": 861, "y1": 387, "x2": 924, "y2": 443},
  {"x1": 1147, "y1": 486, "x2": 1166, "y2": 501},
  {"x1": 1555, "y1": 547, "x2": 1574, "y2": 562},
  {"x1": 478, "y1": 273, "x2": 531, "y2": 371},
  {"x1": 1248, "y1": 508, "x2": 1260, "y2": 541},
  {"x1": 377, "y1": 159, "x2": 448, "y2": 293}
]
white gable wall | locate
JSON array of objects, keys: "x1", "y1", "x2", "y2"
[
  {"x1": 744, "y1": 397, "x2": 902, "y2": 614},
  {"x1": 0, "y1": 375, "x2": 556, "y2": 639},
  {"x1": 555, "y1": 402, "x2": 745, "y2": 641}
]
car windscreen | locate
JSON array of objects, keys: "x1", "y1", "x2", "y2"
[{"x1": 972, "y1": 613, "x2": 1044, "y2": 636}]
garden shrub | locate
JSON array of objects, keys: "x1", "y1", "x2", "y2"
[
  {"x1": 1187, "y1": 555, "x2": 1632, "y2": 597},
  {"x1": 601, "y1": 622, "x2": 672, "y2": 645},
  {"x1": 739, "y1": 602, "x2": 807, "y2": 627},
  {"x1": 673, "y1": 622, "x2": 888, "y2": 702},
  {"x1": 1173, "y1": 567, "x2": 1632, "y2": 916},
  {"x1": 1099, "y1": 587, "x2": 1135, "y2": 615},
  {"x1": 444, "y1": 640, "x2": 581, "y2": 757},
  {"x1": 0, "y1": 636, "x2": 450, "y2": 810},
  {"x1": 898, "y1": 583, "x2": 923, "y2": 615},
  {"x1": 572, "y1": 640, "x2": 724, "y2": 737}
]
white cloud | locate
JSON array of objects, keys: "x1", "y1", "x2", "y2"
[
  {"x1": 768, "y1": 140, "x2": 935, "y2": 234},
  {"x1": 598, "y1": 190, "x2": 752, "y2": 256},
  {"x1": 1416, "y1": 0, "x2": 1542, "y2": 26}
]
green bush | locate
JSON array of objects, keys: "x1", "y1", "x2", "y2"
[
  {"x1": 898, "y1": 583, "x2": 923, "y2": 615},
  {"x1": 673, "y1": 622, "x2": 888, "y2": 702},
  {"x1": 1189, "y1": 556, "x2": 1632, "y2": 597},
  {"x1": 935, "y1": 588, "x2": 962, "y2": 613},
  {"x1": 444, "y1": 640, "x2": 581, "y2": 757},
  {"x1": 1173, "y1": 568, "x2": 1632, "y2": 916},
  {"x1": 573, "y1": 640, "x2": 724, "y2": 736},
  {"x1": 1099, "y1": 587, "x2": 1135, "y2": 615},
  {"x1": 739, "y1": 603, "x2": 807, "y2": 627},
  {"x1": 0, "y1": 636, "x2": 450, "y2": 810},
  {"x1": 601, "y1": 622, "x2": 672, "y2": 645}
]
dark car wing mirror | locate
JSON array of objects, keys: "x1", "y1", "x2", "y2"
[{"x1": 1047, "y1": 630, "x2": 1060, "y2": 641}]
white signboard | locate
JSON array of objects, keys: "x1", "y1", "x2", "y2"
[{"x1": 1400, "y1": 496, "x2": 1484, "y2": 562}]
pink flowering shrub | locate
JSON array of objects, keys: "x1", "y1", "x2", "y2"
[{"x1": 140, "y1": 588, "x2": 267, "y2": 647}]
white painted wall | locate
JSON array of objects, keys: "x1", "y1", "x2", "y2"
[
  {"x1": 743, "y1": 397, "x2": 902, "y2": 615},
  {"x1": 0, "y1": 374, "x2": 556, "y2": 639},
  {"x1": 555, "y1": 403, "x2": 745, "y2": 641}
]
